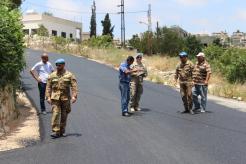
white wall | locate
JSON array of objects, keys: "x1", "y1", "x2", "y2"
[{"x1": 22, "y1": 14, "x2": 82, "y2": 40}]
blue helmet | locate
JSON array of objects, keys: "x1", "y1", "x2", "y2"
[
  {"x1": 55, "y1": 58, "x2": 65, "y2": 64},
  {"x1": 179, "y1": 51, "x2": 188, "y2": 57}
]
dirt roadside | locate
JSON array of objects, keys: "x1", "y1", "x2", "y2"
[{"x1": 0, "y1": 92, "x2": 40, "y2": 152}]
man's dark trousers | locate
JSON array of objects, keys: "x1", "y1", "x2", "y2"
[{"x1": 38, "y1": 82, "x2": 47, "y2": 112}]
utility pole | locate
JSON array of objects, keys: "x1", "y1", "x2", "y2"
[
  {"x1": 147, "y1": 4, "x2": 152, "y2": 55},
  {"x1": 92, "y1": 0, "x2": 96, "y2": 35},
  {"x1": 118, "y1": 0, "x2": 125, "y2": 47}
]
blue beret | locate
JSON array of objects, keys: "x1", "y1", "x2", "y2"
[
  {"x1": 55, "y1": 58, "x2": 65, "y2": 64},
  {"x1": 179, "y1": 51, "x2": 188, "y2": 57}
]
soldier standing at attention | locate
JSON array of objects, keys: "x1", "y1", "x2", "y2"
[
  {"x1": 30, "y1": 53, "x2": 54, "y2": 115},
  {"x1": 175, "y1": 52, "x2": 194, "y2": 115},
  {"x1": 129, "y1": 53, "x2": 148, "y2": 113},
  {"x1": 119, "y1": 56, "x2": 138, "y2": 117},
  {"x1": 192, "y1": 52, "x2": 212, "y2": 113},
  {"x1": 46, "y1": 58, "x2": 78, "y2": 138}
]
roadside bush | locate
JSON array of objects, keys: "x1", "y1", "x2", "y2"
[
  {"x1": 220, "y1": 48, "x2": 246, "y2": 83},
  {"x1": 203, "y1": 45, "x2": 246, "y2": 83},
  {"x1": 87, "y1": 35, "x2": 113, "y2": 48},
  {"x1": 0, "y1": 3, "x2": 25, "y2": 88}
]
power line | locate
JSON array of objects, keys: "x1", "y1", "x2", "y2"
[{"x1": 24, "y1": 1, "x2": 147, "y2": 15}]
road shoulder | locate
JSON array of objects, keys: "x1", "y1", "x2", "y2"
[{"x1": 0, "y1": 92, "x2": 40, "y2": 152}]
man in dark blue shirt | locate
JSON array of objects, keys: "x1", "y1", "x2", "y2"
[{"x1": 119, "y1": 56, "x2": 138, "y2": 117}]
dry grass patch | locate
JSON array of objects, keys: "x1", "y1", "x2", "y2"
[{"x1": 145, "y1": 55, "x2": 178, "y2": 71}]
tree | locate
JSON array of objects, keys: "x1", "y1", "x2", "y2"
[
  {"x1": 101, "y1": 13, "x2": 114, "y2": 38},
  {"x1": 37, "y1": 24, "x2": 49, "y2": 37},
  {"x1": 2, "y1": 0, "x2": 22, "y2": 9},
  {"x1": 37, "y1": 24, "x2": 49, "y2": 49},
  {"x1": 184, "y1": 35, "x2": 203, "y2": 57},
  {"x1": 157, "y1": 27, "x2": 184, "y2": 56},
  {"x1": 0, "y1": 0, "x2": 25, "y2": 88},
  {"x1": 128, "y1": 34, "x2": 141, "y2": 50},
  {"x1": 213, "y1": 38, "x2": 222, "y2": 47},
  {"x1": 43, "y1": 12, "x2": 53, "y2": 16},
  {"x1": 90, "y1": 0, "x2": 96, "y2": 38}
]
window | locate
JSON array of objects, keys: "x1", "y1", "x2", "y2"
[
  {"x1": 52, "y1": 30, "x2": 57, "y2": 36},
  {"x1": 31, "y1": 29, "x2": 37, "y2": 35},
  {"x1": 70, "y1": 33, "x2": 73, "y2": 39},
  {"x1": 61, "y1": 32, "x2": 66, "y2": 38},
  {"x1": 23, "y1": 29, "x2": 29, "y2": 35}
]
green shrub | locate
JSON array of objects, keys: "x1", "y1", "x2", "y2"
[
  {"x1": 87, "y1": 35, "x2": 113, "y2": 48},
  {"x1": 0, "y1": 3, "x2": 25, "y2": 88},
  {"x1": 203, "y1": 45, "x2": 246, "y2": 83}
]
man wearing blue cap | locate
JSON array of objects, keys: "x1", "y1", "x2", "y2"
[
  {"x1": 175, "y1": 52, "x2": 194, "y2": 115},
  {"x1": 46, "y1": 58, "x2": 78, "y2": 138}
]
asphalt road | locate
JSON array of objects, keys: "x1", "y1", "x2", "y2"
[{"x1": 1, "y1": 49, "x2": 246, "y2": 164}]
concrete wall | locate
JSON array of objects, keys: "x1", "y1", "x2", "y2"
[{"x1": 0, "y1": 86, "x2": 17, "y2": 135}]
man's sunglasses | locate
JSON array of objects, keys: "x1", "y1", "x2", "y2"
[{"x1": 56, "y1": 64, "x2": 63, "y2": 67}]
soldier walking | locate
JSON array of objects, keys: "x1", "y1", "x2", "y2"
[
  {"x1": 46, "y1": 58, "x2": 78, "y2": 138},
  {"x1": 175, "y1": 52, "x2": 194, "y2": 115},
  {"x1": 129, "y1": 53, "x2": 148, "y2": 112},
  {"x1": 192, "y1": 52, "x2": 212, "y2": 113}
]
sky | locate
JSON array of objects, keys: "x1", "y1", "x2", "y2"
[{"x1": 21, "y1": 0, "x2": 246, "y2": 39}]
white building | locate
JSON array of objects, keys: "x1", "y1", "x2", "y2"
[{"x1": 22, "y1": 11, "x2": 82, "y2": 41}]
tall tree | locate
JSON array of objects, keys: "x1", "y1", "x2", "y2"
[
  {"x1": 101, "y1": 13, "x2": 114, "y2": 38},
  {"x1": 90, "y1": 0, "x2": 96, "y2": 38}
]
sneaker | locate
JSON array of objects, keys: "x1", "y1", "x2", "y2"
[
  {"x1": 193, "y1": 108, "x2": 200, "y2": 112},
  {"x1": 42, "y1": 111, "x2": 47, "y2": 115},
  {"x1": 50, "y1": 132, "x2": 60, "y2": 138},
  {"x1": 135, "y1": 108, "x2": 141, "y2": 111},
  {"x1": 200, "y1": 109, "x2": 206, "y2": 113},
  {"x1": 189, "y1": 110, "x2": 195, "y2": 115},
  {"x1": 130, "y1": 108, "x2": 135, "y2": 113},
  {"x1": 60, "y1": 133, "x2": 67, "y2": 137},
  {"x1": 122, "y1": 112, "x2": 131, "y2": 117}
]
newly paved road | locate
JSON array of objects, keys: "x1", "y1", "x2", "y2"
[{"x1": 1, "y1": 49, "x2": 246, "y2": 164}]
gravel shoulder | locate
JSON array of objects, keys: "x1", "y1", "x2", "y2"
[{"x1": 0, "y1": 92, "x2": 40, "y2": 152}]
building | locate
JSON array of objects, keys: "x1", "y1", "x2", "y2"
[
  {"x1": 212, "y1": 31, "x2": 230, "y2": 46},
  {"x1": 82, "y1": 32, "x2": 90, "y2": 41},
  {"x1": 170, "y1": 25, "x2": 188, "y2": 38},
  {"x1": 22, "y1": 10, "x2": 82, "y2": 41},
  {"x1": 231, "y1": 30, "x2": 246, "y2": 47}
]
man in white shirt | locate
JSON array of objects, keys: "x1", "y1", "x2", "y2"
[{"x1": 30, "y1": 53, "x2": 54, "y2": 114}]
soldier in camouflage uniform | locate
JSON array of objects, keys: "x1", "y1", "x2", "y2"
[
  {"x1": 129, "y1": 53, "x2": 148, "y2": 112},
  {"x1": 192, "y1": 52, "x2": 212, "y2": 113},
  {"x1": 175, "y1": 52, "x2": 194, "y2": 115},
  {"x1": 46, "y1": 58, "x2": 78, "y2": 138}
]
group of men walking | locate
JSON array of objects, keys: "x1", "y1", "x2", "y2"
[
  {"x1": 30, "y1": 53, "x2": 78, "y2": 138},
  {"x1": 30, "y1": 50, "x2": 211, "y2": 138},
  {"x1": 175, "y1": 51, "x2": 211, "y2": 114},
  {"x1": 119, "y1": 51, "x2": 211, "y2": 117}
]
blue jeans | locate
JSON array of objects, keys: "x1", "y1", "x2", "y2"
[
  {"x1": 119, "y1": 82, "x2": 130, "y2": 113},
  {"x1": 192, "y1": 85, "x2": 208, "y2": 110},
  {"x1": 38, "y1": 82, "x2": 47, "y2": 112}
]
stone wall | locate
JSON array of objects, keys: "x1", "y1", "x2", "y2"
[{"x1": 0, "y1": 86, "x2": 18, "y2": 136}]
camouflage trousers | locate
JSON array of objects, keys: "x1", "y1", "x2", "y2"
[
  {"x1": 179, "y1": 83, "x2": 193, "y2": 111},
  {"x1": 129, "y1": 81, "x2": 143, "y2": 109},
  {"x1": 51, "y1": 100, "x2": 71, "y2": 134}
]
